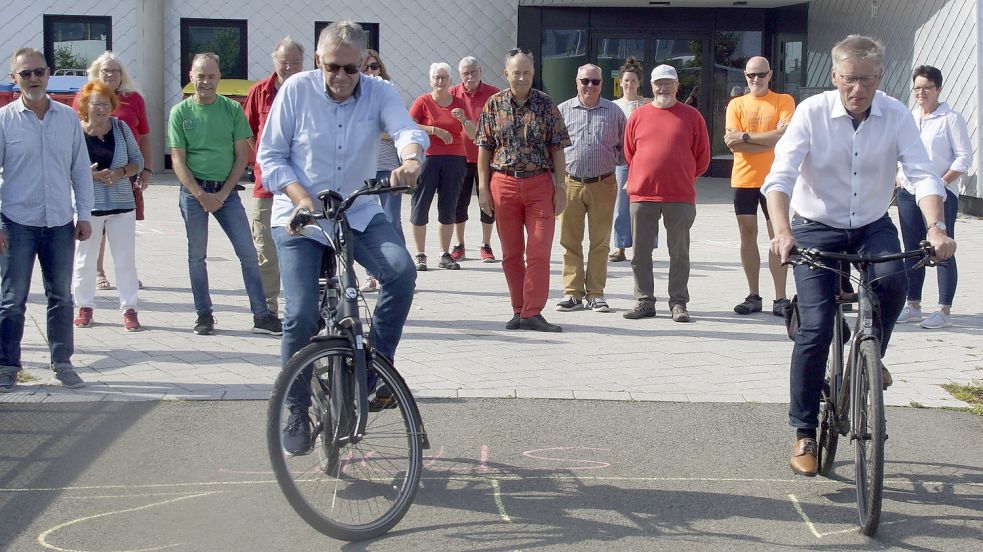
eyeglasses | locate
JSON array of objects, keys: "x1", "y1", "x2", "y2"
[
  {"x1": 507, "y1": 48, "x2": 532, "y2": 57},
  {"x1": 323, "y1": 62, "x2": 360, "y2": 75},
  {"x1": 15, "y1": 67, "x2": 47, "y2": 79},
  {"x1": 578, "y1": 78, "x2": 601, "y2": 86},
  {"x1": 839, "y1": 74, "x2": 879, "y2": 87},
  {"x1": 90, "y1": 102, "x2": 112, "y2": 110},
  {"x1": 745, "y1": 72, "x2": 769, "y2": 80},
  {"x1": 912, "y1": 85, "x2": 937, "y2": 93},
  {"x1": 277, "y1": 60, "x2": 303, "y2": 69},
  {"x1": 366, "y1": 62, "x2": 381, "y2": 70},
  {"x1": 99, "y1": 68, "x2": 121, "y2": 75}
]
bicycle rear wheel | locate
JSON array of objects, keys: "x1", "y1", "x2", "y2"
[
  {"x1": 267, "y1": 340, "x2": 424, "y2": 541},
  {"x1": 853, "y1": 338, "x2": 884, "y2": 536}
]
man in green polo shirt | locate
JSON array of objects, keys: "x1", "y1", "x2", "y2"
[{"x1": 168, "y1": 52, "x2": 281, "y2": 336}]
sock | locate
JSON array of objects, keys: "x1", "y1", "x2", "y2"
[{"x1": 796, "y1": 428, "x2": 817, "y2": 441}]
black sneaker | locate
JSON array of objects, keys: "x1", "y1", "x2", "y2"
[
  {"x1": 0, "y1": 370, "x2": 15, "y2": 393},
  {"x1": 623, "y1": 301, "x2": 656, "y2": 319},
  {"x1": 734, "y1": 294, "x2": 763, "y2": 315},
  {"x1": 555, "y1": 295, "x2": 584, "y2": 311},
  {"x1": 252, "y1": 313, "x2": 283, "y2": 336},
  {"x1": 506, "y1": 313, "x2": 520, "y2": 330},
  {"x1": 415, "y1": 253, "x2": 428, "y2": 271},
  {"x1": 194, "y1": 314, "x2": 215, "y2": 335},
  {"x1": 283, "y1": 406, "x2": 313, "y2": 456},
  {"x1": 438, "y1": 252, "x2": 460, "y2": 270},
  {"x1": 773, "y1": 298, "x2": 792, "y2": 317},
  {"x1": 369, "y1": 384, "x2": 398, "y2": 411},
  {"x1": 519, "y1": 314, "x2": 563, "y2": 332}
]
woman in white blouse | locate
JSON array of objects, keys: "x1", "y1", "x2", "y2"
[
  {"x1": 896, "y1": 65, "x2": 972, "y2": 329},
  {"x1": 610, "y1": 57, "x2": 650, "y2": 263}
]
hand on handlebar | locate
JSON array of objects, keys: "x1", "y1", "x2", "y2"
[
  {"x1": 926, "y1": 229, "x2": 956, "y2": 262},
  {"x1": 390, "y1": 160, "x2": 423, "y2": 191},
  {"x1": 287, "y1": 196, "x2": 317, "y2": 236},
  {"x1": 771, "y1": 230, "x2": 798, "y2": 264}
]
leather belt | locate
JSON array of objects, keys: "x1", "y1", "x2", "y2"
[
  {"x1": 495, "y1": 168, "x2": 547, "y2": 179},
  {"x1": 568, "y1": 172, "x2": 613, "y2": 184}
]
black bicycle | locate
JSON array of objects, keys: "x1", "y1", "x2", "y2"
[
  {"x1": 266, "y1": 179, "x2": 429, "y2": 542},
  {"x1": 789, "y1": 242, "x2": 935, "y2": 536}
]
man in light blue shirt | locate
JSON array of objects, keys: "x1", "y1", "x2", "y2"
[
  {"x1": 0, "y1": 48, "x2": 94, "y2": 392},
  {"x1": 258, "y1": 21, "x2": 427, "y2": 455}
]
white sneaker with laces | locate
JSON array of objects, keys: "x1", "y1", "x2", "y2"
[
  {"x1": 897, "y1": 304, "x2": 923, "y2": 323},
  {"x1": 919, "y1": 310, "x2": 952, "y2": 329}
]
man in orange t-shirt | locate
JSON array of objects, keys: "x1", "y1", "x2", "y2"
[{"x1": 724, "y1": 56, "x2": 794, "y2": 317}]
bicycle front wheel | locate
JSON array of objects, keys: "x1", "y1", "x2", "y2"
[
  {"x1": 266, "y1": 340, "x2": 424, "y2": 541},
  {"x1": 852, "y1": 338, "x2": 884, "y2": 536}
]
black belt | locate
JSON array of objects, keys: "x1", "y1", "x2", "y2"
[
  {"x1": 495, "y1": 168, "x2": 547, "y2": 179},
  {"x1": 568, "y1": 172, "x2": 613, "y2": 184},
  {"x1": 195, "y1": 178, "x2": 245, "y2": 191}
]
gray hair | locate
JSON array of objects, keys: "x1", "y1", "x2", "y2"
[
  {"x1": 458, "y1": 56, "x2": 479, "y2": 71},
  {"x1": 87, "y1": 51, "x2": 139, "y2": 94},
  {"x1": 505, "y1": 49, "x2": 535, "y2": 66},
  {"x1": 272, "y1": 36, "x2": 305, "y2": 59},
  {"x1": 316, "y1": 20, "x2": 366, "y2": 60},
  {"x1": 191, "y1": 52, "x2": 221, "y2": 70},
  {"x1": 10, "y1": 47, "x2": 44, "y2": 72},
  {"x1": 577, "y1": 63, "x2": 602, "y2": 76},
  {"x1": 429, "y1": 62, "x2": 452, "y2": 80},
  {"x1": 831, "y1": 35, "x2": 884, "y2": 69}
]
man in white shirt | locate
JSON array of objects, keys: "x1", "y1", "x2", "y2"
[{"x1": 762, "y1": 35, "x2": 956, "y2": 477}]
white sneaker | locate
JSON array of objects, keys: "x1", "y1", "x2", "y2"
[
  {"x1": 897, "y1": 304, "x2": 923, "y2": 323},
  {"x1": 919, "y1": 310, "x2": 952, "y2": 329}
]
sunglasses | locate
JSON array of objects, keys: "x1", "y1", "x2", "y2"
[
  {"x1": 366, "y1": 62, "x2": 381, "y2": 70},
  {"x1": 15, "y1": 67, "x2": 47, "y2": 79},
  {"x1": 579, "y1": 78, "x2": 601, "y2": 86},
  {"x1": 745, "y1": 72, "x2": 769, "y2": 80},
  {"x1": 324, "y1": 62, "x2": 360, "y2": 75},
  {"x1": 507, "y1": 48, "x2": 532, "y2": 57}
]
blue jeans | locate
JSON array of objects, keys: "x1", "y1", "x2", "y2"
[
  {"x1": 896, "y1": 188, "x2": 958, "y2": 306},
  {"x1": 178, "y1": 187, "x2": 270, "y2": 318},
  {"x1": 613, "y1": 165, "x2": 632, "y2": 249},
  {"x1": 788, "y1": 214, "x2": 905, "y2": 429},
  {"x1": 274, "y1": 213, "x2": 416, "y2": 407},
  {"x1": 0, "y1": 216, "x2": 76, "y2": 372},
  {"x1": 376, "y1": 170, "x2": 405, "y2": 245}
]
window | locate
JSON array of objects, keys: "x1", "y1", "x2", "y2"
[
  {"x1": 710, "y1": 31, "x2": 763, "y2": 158},
  {"x1": 43, "y1": 15, "x2": 112, "y2": 75},
  {"x1": 541, "y1": 29, "x2": 587, "y2": 101},
  {"x1": 313, "y1": 22, "x2": 380, "y2": 52},
  {"x1": 180, "y1": 19, "x2": 247, "y2": 85}
]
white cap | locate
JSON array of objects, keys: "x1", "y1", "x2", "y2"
[{"x1": 650, "y1": 64, "x2": 678, "y2": 81}]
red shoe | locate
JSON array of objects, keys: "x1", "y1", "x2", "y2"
[
  {"x1": 450, "y1": 243, "x2": 466, "y2": 261},
  {"x1": 123, "y1": 309, "x2": 142, "y2": 332},
  {"x1": 479, "y1": 243, "x2": 496, "y2": 263},
  {"x1": 74, "y1": 307, "x2": 93, "y2": 328}
]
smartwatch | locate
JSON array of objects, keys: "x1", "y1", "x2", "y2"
[{"x1": 927, "y1": 221, "x2": 947, "y2": 232}]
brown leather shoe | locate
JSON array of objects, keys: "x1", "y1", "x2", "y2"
[
  {"x1": 790, "y1": 437, "x2": 818, "y2": 476},
  {"x1": 881, "y1": 363, "x2": 893, "y2": 389},
  {"x1": 608, "y1": 248, "x2": 627, "y2": 262}
]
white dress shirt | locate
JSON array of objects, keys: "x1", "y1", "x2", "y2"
[
  {"x1": 897, "y1": 101, "x2": 973, "y2": 197},
  {"x1": 0, "y1": 97, "x2": 94, "y2": 228},
  {"x1": 257, "y1": 71, "x2": 428, "y2": 231},
  {"x1": 762, "y1": 90, "x2": 944, "y2": 229}
]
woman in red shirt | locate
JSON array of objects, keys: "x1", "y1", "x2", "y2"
[
  {"x1": 408, "y1": 62, "x2": 474, "y2": 271},
  {"x1": 76, "y1": 52, "x2": 153, "y2": 290}
]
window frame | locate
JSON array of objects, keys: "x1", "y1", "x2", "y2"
[
  {"x1": 313, "y1": 21, "x2": 380, "y2": 53},
  {"x1": 180, "y1": 18, "x2": 248, "y2": 86},
  {"x1": 42, "y1": 14, "x2": 112, "y2": 75}
]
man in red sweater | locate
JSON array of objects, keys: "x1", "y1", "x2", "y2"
[{"x1": 622, "y1": 64, "x2": 710, "y2": 322}]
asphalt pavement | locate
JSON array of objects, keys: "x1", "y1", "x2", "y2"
[{"x1": 1, "y1": 399, "x2": 980, "y2": 551}]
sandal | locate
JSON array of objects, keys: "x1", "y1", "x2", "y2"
[
  {"x1": 96, "y1": 272, "x2": 112, "y2": 290},
  {"x1": 608, "y1": 249, "x2": 627, "y2": 262}
]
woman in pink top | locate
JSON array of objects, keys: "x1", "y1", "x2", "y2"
[
  {"x1": 77, "y1": 52, "x2": 153, "y2": 290},
  {"x1": 408, "y1": 62, "x2": 474, "y2": 271}
]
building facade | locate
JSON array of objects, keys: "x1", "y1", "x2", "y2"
[{"x1": 0, "y1": 0, "x2": 979, "y2": 208}]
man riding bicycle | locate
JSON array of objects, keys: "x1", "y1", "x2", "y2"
[
  {"x1": 762, "y1": 35, "x2": 956, "y2": 477},
  {"x1": 257, "y1": 20, "x2": 428, "y2": 455}
]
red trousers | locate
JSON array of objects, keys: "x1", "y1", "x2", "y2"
[{"x1": 491, "y1": 171, "x2": 556, "y2": 318}]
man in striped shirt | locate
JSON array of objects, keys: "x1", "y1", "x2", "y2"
[
  {"x1": 0, "y1": 48, "x2": 94, "y2": 391},
  {"x1": 555, "y1": 64, "x2": 626, "y2": 314}
]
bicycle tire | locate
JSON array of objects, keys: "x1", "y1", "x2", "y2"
[
  {"x1": 853, "y1": 338, "x2": 884, "y2": 536},
  {"x1": 267, "y1": 339, "x2": 424, "y2": 541},
  {"x1": 817, "y1": 377, "x2": 838, "y2": 476}
]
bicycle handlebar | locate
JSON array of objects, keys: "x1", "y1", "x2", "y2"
[
  {"x1": 789, "y1": 241, "x2": 937, "y2": 267},
  {"x1": 288, "y1": 177, "x2": 411, "y2": 232}
]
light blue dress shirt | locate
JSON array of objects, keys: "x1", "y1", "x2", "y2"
[
  {"x1": 257, "y1": 70, "x2": 428, "y2": 231},
  {"x1": 0, "y1": 97, "x2": 94, "y2": 229}
]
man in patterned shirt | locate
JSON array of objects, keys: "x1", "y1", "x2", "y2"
[{"x1": 476, "y1": 48, "x2": 571, "y2": 332}]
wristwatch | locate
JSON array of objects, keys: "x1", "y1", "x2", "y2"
[
  {"x1": 742, "y1": 132, "x2": 750, "y2": 143},
  {"x1": 402, "y1": 152, "x2": 424, "y2": 166},
  {"x1": 927, "y1": 221, "x2": 947, "y2": 232}
]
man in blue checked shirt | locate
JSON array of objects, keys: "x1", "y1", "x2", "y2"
[{"x1": 258, "y1": 21, "x2": 428, "y2": 455}]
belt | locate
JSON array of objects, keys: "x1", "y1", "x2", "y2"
[
  {"x1": 195, "y1": 178, "x2": 246, "y2": 191},
  {"x1": 495, "y1": 168, "x2": 547, "y2": 179},
  {"x1": 568, "y1": 172, "x2": 613, "y2": 184}
]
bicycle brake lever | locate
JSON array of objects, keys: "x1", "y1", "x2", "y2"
[{"x1": 289, "y1": 209, "x2": 315, "y2": 232}]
